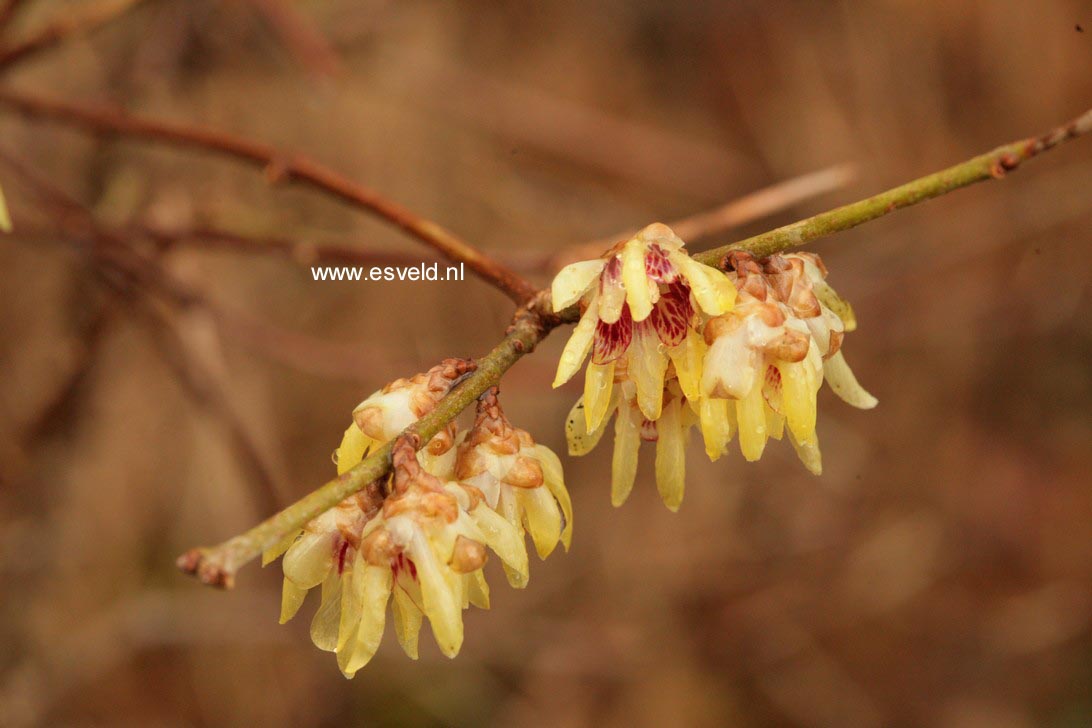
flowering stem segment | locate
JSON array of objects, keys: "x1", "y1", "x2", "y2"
[
  {"x1": 178, "y1": 107, "x2": 1092, "y2": 589},
  {"x1": 177, "y1": 310, "x2": 552, "y2": 587},
  {"x1": 0, "y1": 87, "x2": 538, "y2": 304},
  {"x1": 693, "y1": 106, "x2": 1092, "y2": 265}
]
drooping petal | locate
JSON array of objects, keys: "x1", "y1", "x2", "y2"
[
  {"x1": 467, "y1": 570, "x2": 490, "y2": 609},
  {"x1": 263, "y1": 529, "x2": 300, "y2": 567},
  {"x1": 699, "y1": 396, "x2": 731, "y2": 461},
  {"x1": 310, "y1": 570, "x2": 343, "y2": 652},
  {"x1": 611, "y1": 404, "x2": 641, "y2": 507},
  {"x1": 283, "y1": 532, "x2": 336, "y2": 589},
  {"x1": 668, "y1": 328, "x2": 706, "y2": 404},
  {"x1": 391, "y1": 586, "x2": 423, "y2": 659},
  {"x1": 598, "y1": 257, "x2": 627, "y2": 324},
  {"x1": 813, "y1": 279, "x2": 856, "y2": 332},
  {"x1": 551, "y1": 259, "x2": 605, "y2": 311},
  {"x1": 629, "y1": 322, "x2": 667, "y2": 421},
  {"x1": 337, "y1": 551, "x2": 367, "y2": 652},
  {"x1": 552, "y1": 296, "x2": 598, "y2": 388},
  {"x1": 565, "y1": 394, "x2": 614, "y2": 456},
  {"x1": 339, "y1": 563, "x2": 392, "y2": 678},
  {"x1": 654, "y1": 398, "x2": 686, "y2": 511},
  {"x1": 777, "y1": 361, "x2": 817, "y2": 446},
  {"x1": 469, "y1": 505, "x2": 529, "y2": 587},
  {"x1": 823, "y1": 350, "x2": 878, "y2": 409},
  {"x1": 336, "y1": 422, "x2": 373, "y2": 475},
  {"x1": 583, "y1": 361, "x2": 615, "y2": 432},
  {"x1": 621, "y1": 238, "x2": 655, "y2": 321},
  {"x1": 736, "y1": 382, "x2": 768, "y2": 462},
  {"x1": 789, "y1": 429, "x2": 823, "y2": 475},
  {"x1": 410, "y1": 532, "x2": 463, "y2": 658},
  {"x1": 534, "y1": 444, "x2": 573, "y2": 551},
  {"x1": 279, "y1": 577, "x2": 309, "y2": 623},
  {"x1": 520, "y1": 486, "x2": 563, "y2": 559}
]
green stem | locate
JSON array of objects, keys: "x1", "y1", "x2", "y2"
[{"x1": 179, "y1": 106, "x2": 1092, "y2": 588}]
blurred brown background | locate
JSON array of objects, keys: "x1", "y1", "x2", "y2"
[{"x1": 1, "y1": 0, "x2": 1090, "y2": 726}]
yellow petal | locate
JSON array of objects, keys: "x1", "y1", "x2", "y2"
[
  {"x1": 283, "y1": 532, "x2": 335, "y2": 589},
  {"x1": 467, "y1": 570, "x2": 491, "y2": 609},
  {"x1": 766, "y1": 406, "x2": 785, "y2": 441},
  {"x1": 611, "y1": 404, "x2": 641, "y2": 507},
  {"x1": 654, "y1": 398, "x2": 686, "y2": 511},
  {"x1": 0, "y1": 183, "x2": 11, "y2": 233},
  {"x1": 535, "y1": 444, "x2": 573, "y2": 550},
  {"x1": 310, "y1": 570, "x2": 343, "y2": 652},
  {"x1": 552, "y1": 297, "x2": 598, "y2": 388},
  {"x1": 392, "y1": 586, "x2": 423, "y2": 659},
  {"x1": 520, "y1": 486, "x2": 563, "y2": 559},
  {"x1": 629, "y1": 325, "x2": 666, "y2": 421},
  {"x1": 813, "y1": 279, "x2": 856, "y2": 332},
  {"x1": 699, "y1": 396, "x2": 731, "y2": 461},
  {"x1": 339, "y1": 564, "x2": 392, "y2": 677},
  {"x1": 823, "y1": 350, "x2": 877, "y2": 409},
  {"x1": 551, "y1": 259, "x2": 605, "y2": 311},
  {"x1": 674, "y1": 255, "x2": 736, "y2": 315},
  {"x1": 778, "y1": 361, "x2": 817, "y2": 446},
  {"x1": 470, "y1": 504, "x2": 529, "y2": 587},
  {"x1": 263, "y1": 529, "x2": 300, "y2": 567},
  {"x1": 337, "y1": 551, "x2": 366, "y2": 652},
  {"x1": 565, "y1": 394, "x2": 614, "y2": 456},
  {"x1": 336, "y1": 422, "x2": 373, "y2": 475},
  {"x1": 789, "y1": 429, "x2": 823, "y2": 475},
  {"x1": 668, "y1": 328, "x2": 706, "y2": 404},
  {"x1": 583, "y1": 361, "x2": 615, "y2": 432},
  {"x1": 736, "y1": 384, "x2": 768, "y2": 462},
  {"x1": 621, "y1": 238, "x2": 654, "y2": 321},
  {"x1": 410, "y1": 533, "x2": 463, "y2": 658},
  {"x1": 279, "y1": 577, "x2": 309, "y2": 624}
]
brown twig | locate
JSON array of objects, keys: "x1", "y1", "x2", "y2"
[
  {"x1": 0, "y1": 0, "x2": 143, "y2": 69},
  {"x1": 0, "y1": 87, "x2": 539, "y2": 303},
  {"x1": 175, "y1": 105, "x2": 1092, "y2": 589}
]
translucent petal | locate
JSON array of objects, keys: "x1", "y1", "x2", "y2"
[
  {"x1": 336, "y1": 422, "x2": 373, "y2": 476},
  {"x1": 535, "y1": 444, "x2": 573, "y2": 550},
  {"x1": 789, "y1": 429, "x2": 823, "y2": 475},
  {"x1": 263, "y1": 529, "x2": 300, "y2": 567},
  {"x1": 467, "y1": 570, "x2": 491, "y2": 609},
  {"x1": 410, "y1": 533, "x2": 463, "y2": 658},
  {"x1": 823, "y1": 350, "x2": 878, "y2": 409},
  {"x1": 674, "y1": 255, "x2": 736, "y2": 316},
  {"x1": 551, "y1": 259, "x2": 605, "y2": 311},
  {"x1": 279, "y1": 577, "x2": 309, "y2": 624},
  {"x1": 565, "y1": 394, "x2": 615, "y2": 456},
  {"x1": 598, "y1": 260, "x2": 627, "y2": 324},
  {"x1": 392, "y1": 586, "x2": 423, "y2": 659},
  {"x1": 629, "y1": 325, "x2": 667, "y2": 421},
  {"x1": 520, "y1": 486, "x2": 563, "y2": 559},
  {"x1": 337, "y1": 551, "x2": 366, "y2": 652},
  {"x1": 699, "y1": 396, "x2": 731, "y2": 461},
  {"x1": 310, "y1": 571, "x2": 343, "y2": 652},
  {"x1": 736, "y1": 383, "x2": 768, "y2": 462},
  {"x1": 583, "y1": 361, "x2": 615, "y2": 432},
  {"x1": 766, "y1": 406, "x2": 785, "y2": 441},
  {"x1": 813, "y1": 279, "x2": 856, "y2": 332},
  {"x1": 339, "y1": 564, "x2": 392, "y2": 677},
  {"x1": 655, "y1": 398, "x2": 686, "y2": 511},
  {"x1": 701, "y1": 326, "x2": 757, "y2": 400},
  {"x1": 552, "y1": 297, "x2": 598, "y2": 388},
  {"x1": 611, "y1": 405, "x2": 641, "y2": 507},
  {"x1": 778, "y1": 361, "x2": 817, "y2": 446},
  {"x1": 668, "y1": 328, "x2": 706, "y2": 404},
  {"x1": 283, "y1": 532, "x2": 335, "y2": 589},
  {"x1": 621, "y1": 239, "x2": 654, "y2": 321},
  {"x1": 470, "y1": 504, "x2": 529, "y2": 586}
]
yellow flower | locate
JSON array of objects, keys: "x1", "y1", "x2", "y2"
[
  {"x1": 566, "y1": 378, "x2": 695, "y2": 512},
  {"x1": 274, "y1": 438, "x2": 527, "y2": 677},
  {"x1": 334, "y1": 358, "x2": 475, "y2": 479},
  {"x1": 551, "y1": 223, "x2": 734, "y2": 428},
  {"x1": 699, "y1": 252, "x2": 876, "y2": 473},
  {"x1": 455, "y1": 389, "x2": 572, "y2": 583}
]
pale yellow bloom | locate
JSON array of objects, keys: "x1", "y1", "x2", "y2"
[
  {"x1": 274, "y1": 438, "x2": 527, "y2": 677},
  {"x1": 551, "y1": 223, "x2": 734, "y2": 427},
  {"x1": 699, "y1": 252, "x2": 876, "y2": 473},
  {"x1": 455, "y1": 389, "x2": 572, "y2": 584}
]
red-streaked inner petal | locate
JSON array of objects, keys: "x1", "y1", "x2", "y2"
[
  {"x1": 645, "y1": 244, "x2": 678, "y2": 283},
  {"x1": 650, "y1": 281, "x2": 694, "y2": 347},
  {"x1": 762, "y1": 365, "x2": 783, "y2": 414},
  {"x1": 593, "y1": 303, "x2": 633, "y2": 364}
]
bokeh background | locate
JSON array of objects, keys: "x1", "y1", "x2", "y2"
[{"x1": 1, "y1": 1, "x2": 1090, "y2": 726}]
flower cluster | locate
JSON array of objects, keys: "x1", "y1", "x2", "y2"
[
  {"x1": 553, "y1": 223, "x2": 875, "y2": 510},
  {"x1": 267, "y1": 369, "x2": 570, "y2": 677}
]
